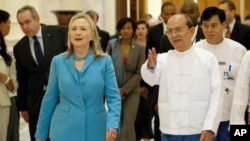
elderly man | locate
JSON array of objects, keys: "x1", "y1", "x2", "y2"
[{"x1": 141, "y1": 14, "x2": 223, "y2": 141}]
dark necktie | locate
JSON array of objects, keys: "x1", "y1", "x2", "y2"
[
  {"x1": 225, "y1": 25, "x2": 231, "y2": 38},
  {"x1": 33, "y1": 36, "x2": 44, "y2": 67}
]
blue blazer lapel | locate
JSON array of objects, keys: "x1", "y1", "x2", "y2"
[
  {"x1": 64, "y1": 55, "x2": 78, "y2": 82},
  {"x1": 82, "y1": 49, "x2": 95, "y2": 73}
]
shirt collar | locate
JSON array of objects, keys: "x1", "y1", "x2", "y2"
[
  {"x1": 29, "y1": 25, "x2": 42, "y2": 41},
  {"x1": 191, "y1": 25, "x2": 198, "y2": 43},
  {"x1": 163, "y1": 22, "x2": 167, "y2": 34},
  {"x1": 228, "y1": 19, "x2": 236, "y2": 31},
  {"x1": 173, "y1": 45, "x2": 195, "y2": 56}
]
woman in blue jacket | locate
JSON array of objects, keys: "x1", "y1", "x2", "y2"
[{"x1": 35, "y1": 13, "x2": 121, "y2": 141}]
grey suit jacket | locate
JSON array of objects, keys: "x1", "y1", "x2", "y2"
[{"x1": 107, "y1": 39, "x2": 145, "y2": 95}]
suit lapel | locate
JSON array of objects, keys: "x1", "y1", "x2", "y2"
[
  {"x1": 81, "y1": 49, "x2": 95, "y2": 73},
  {"x1": 230, "y1": 22, "x2": 239, "y2": 39},
  {"x1": 41, "y1": 25, "x2": 52, "y2": 67},
  {"x1": 64, "y1": 55, "x2": 78, "y2": 82},
  {"x1": 195, "y1": 26, "x2": 205, "y2": 42},
  {"x1": 126, "y1": 40, "x2": 137, "y2": 66},
  {"x1": 23, "y1": 37, "x2": 41, "y2": 69}
]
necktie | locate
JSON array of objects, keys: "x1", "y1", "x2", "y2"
[
  {"x1": 225, "y1": 25, "x2": 231, "y2": 38},
  {"x1": 33, "y1": 36, "x2": 44, "y2": 67}
]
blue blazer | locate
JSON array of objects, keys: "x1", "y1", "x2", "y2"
[{"x1": 35, "y1": 50, "x2": 121, "y2": 141}]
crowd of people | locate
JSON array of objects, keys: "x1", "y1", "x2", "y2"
[{"x1": 1, "y1": 0, "x2": 250, "y2": 141}]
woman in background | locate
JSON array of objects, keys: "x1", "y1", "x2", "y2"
[
  {"x1": 134, "y1": 20, "x2": 149, "y2": 47},
  {"x1": 134, "y1": 20, "x2": 153, "y2": 141},
  {"x1": 107, "y1": 17, "x2": 145, "y2": 141},
  {"x1": 0, "y1": 9, "x2": 18, "y2": 141}
]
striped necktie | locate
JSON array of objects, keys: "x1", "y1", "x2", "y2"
[{"x1": 225, "y1": 25, "x2": 231, "y2": 38}]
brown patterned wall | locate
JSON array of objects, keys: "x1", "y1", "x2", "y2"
[
  {"x1": 161, "y1": 0, "x2": 249, "y2": 21},
  {"x1": 116, "y1": 0, "x2": 250, "y2": 23},
  {"x1": 116, "y1": 0, "x2": 148, "y2": 22},
  {"x1": 116, "y1": 0, "x2": 127, "y2": 22},
  {"x1": 245, "y1": 0, "x2": 250, "y2": 19}
]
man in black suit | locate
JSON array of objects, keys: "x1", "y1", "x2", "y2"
[
  {"x1": 86, "y1": 10, "x2": 110, "y2": 52},
  {"x1": 145, "y1": 2, "x2": 176, "y2": 141},
  {"x1": 219, "y1": 0, "x2": 250, "y2": 50},
  {"x1": 159, "y1": 1, "x2": 205, "y2": 53},
  {"x1": 146, "y1": 2, "x2": 175, "y2": 54},
  {"x1": 13, "y1": 5, "x2": 67, "y2": 141}
]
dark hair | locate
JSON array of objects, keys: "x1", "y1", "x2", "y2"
[
  {"x1": 0, "y1": 9, "x2": 12, "y2": 66},
  {"x1": 184, "y1": 14, "x2": 194, "y2": 28},
  {"x1": 116, "y1": 17, "x2": 137, "y2": 35},
  {"x1": 180, "y1": 0, "x2": 199, "y2": 13},
  {"x1": 136, "y1": 20, "x2": 149, "y2": 29},
  {"x1": 161, "y1": 2, "x2": 175, "y2": 13},
  {"x1": 147, "y1": 14, "x2": 152, "y2": 18},
  {"x1": 219, "y1": 0, "x2": 236, "y2": 11},
  {"x1": 0, "y1": 9, "x2": 10, "y2": 23},
  {"x1": 245, "y1": 15, "x2": 250, "y2": 20},
  {"x1": 200, "y1": 6, "x2": 226, "y2": 24},
  {"x1": 85, "y1": 10, "x2": 99, "y2": 20},
  {"x1": 235, "y1": 14, "x2": 241, "y2": 23}
]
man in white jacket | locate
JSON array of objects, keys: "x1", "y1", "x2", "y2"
[
  {"x1": 141, "y1": 14, "x2": 223, "y2": 141},
  {"x1": 195, "y1": 7, "x2": 247, "y2": 141},
  {"x1": 230, "y1": 51, "x2": 250, "y2": 125}
]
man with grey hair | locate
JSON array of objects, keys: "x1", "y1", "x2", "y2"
[
  {"x1": 86, "y1": 10, "x2": 110, "y2": 52},
  {"x1": 14, "y1": 5, "x2": 67, "y2": 141}
]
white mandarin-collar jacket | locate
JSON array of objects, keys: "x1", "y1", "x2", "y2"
[{"x1": 141, "y1": 46, "x2": 223, "y2": 135}]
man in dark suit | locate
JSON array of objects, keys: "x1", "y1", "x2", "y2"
[
  {"x1": 159, "y1": 0, "x2": 205, "y2": 53},
  {"x1": 145, "y1": 2, "x2": 176, "y2": 141},
  {"x1": 219, "y1": 0, "x2": 250, "y2": 50},
  {"x1": 13, "y1": 5, "x2": 67, "y2": 141},
  {"x1": 146, "y1": 2, "x2": 175, "y2": 54},
  {"x1": 86, "y1": 10, "x2": 110, "y2": 52}
]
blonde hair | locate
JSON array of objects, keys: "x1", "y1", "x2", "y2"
[{"x1": 66, "y1": 12, "x2": 103, "y2": 58}]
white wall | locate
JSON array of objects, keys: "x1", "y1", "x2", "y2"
[
  {"x1": 104, "y1": 0, "x2": 116, "y2": 35},
  {"x1": 0, "y1": 0, "x2": 115, "y2": 51},
  {"x1": 1, "y1": 0, "x2": 164, "y2": 50},
  {"x1": 147, "y1": 0, "x2": 162, "y2": 20}
]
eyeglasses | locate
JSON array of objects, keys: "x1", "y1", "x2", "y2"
[{"x1": 166, "y1": 27, "x2": 188, "y2": 36}]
